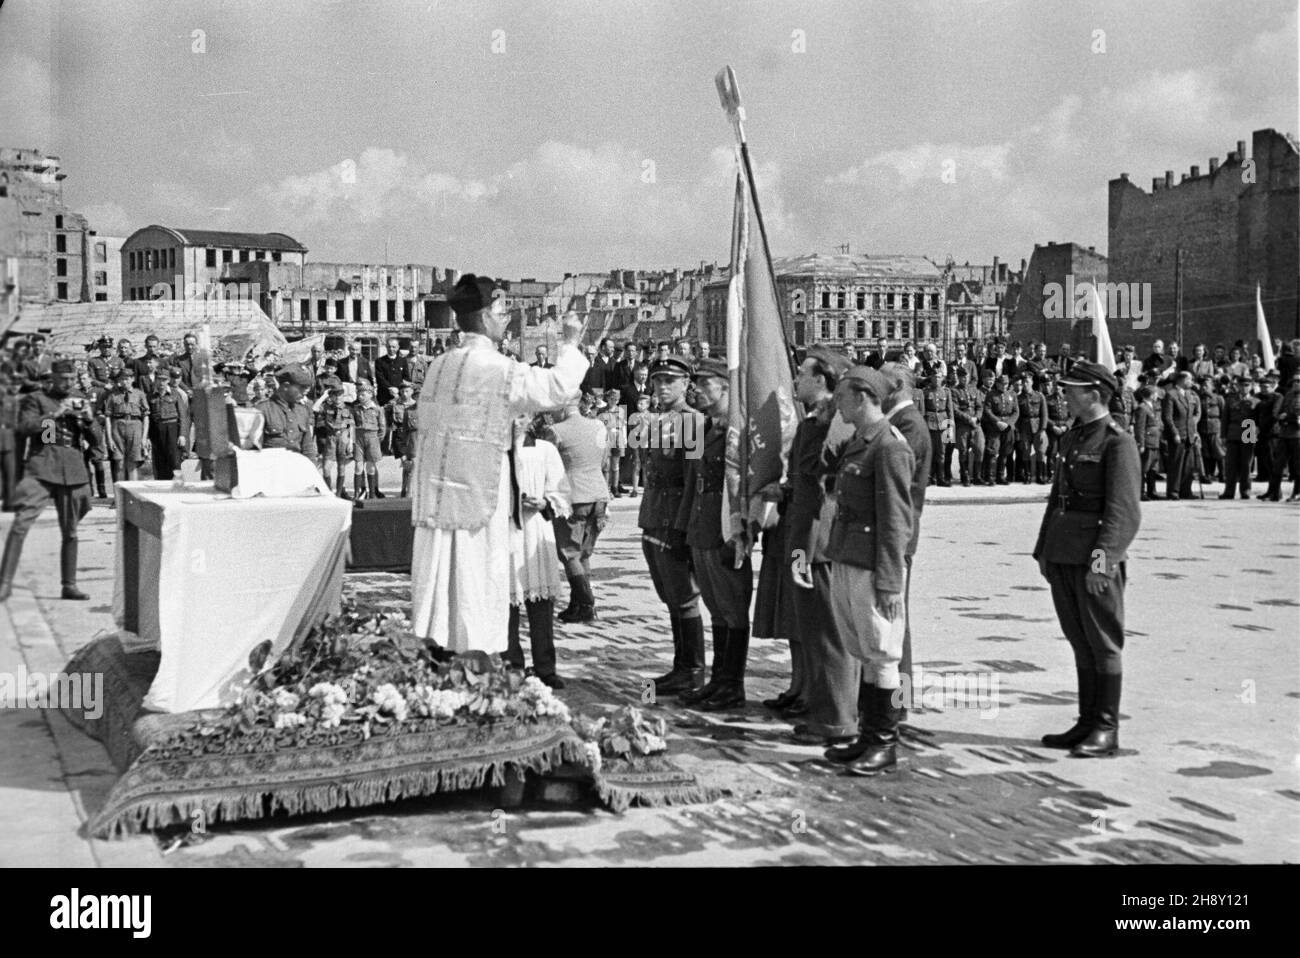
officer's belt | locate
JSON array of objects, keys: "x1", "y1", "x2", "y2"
[
  {"x1": 1060, "y1": 494, "x2": 1104, "y2": 513},
  {"x1": 645, "y1": 477, "x2": 683, "y2": 489},
  {"x1": 111, "y1": 415, "x2": 143, "y2": 421},
  {"x1": 694, "y1": 476, "x2": 724, "y2": 493}
]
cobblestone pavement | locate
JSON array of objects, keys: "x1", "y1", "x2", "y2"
[{"x1": 2, "y1": 473, "x2": 1297, "y2": 866}]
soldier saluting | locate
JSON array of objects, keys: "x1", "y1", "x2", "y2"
[
  {"x1": 1033, "y1": 360, "x2": 1141, "y2": 758},
  {"x1": 0, "y1": 359, "x2": 96, "y2": 602}
]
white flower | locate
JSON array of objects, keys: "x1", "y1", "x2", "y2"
[
  {"x1": 308, "y1": 682, "x2": 348, "y2": 706},
  {"x1": 371, "y1": 683, "x2": 409, "y2": 722},
  {"x1": 641, "y1": 733, "x2": 667, "y2": 754},
  {"x1": 274, "y1": 711, "x2": 307, "y2": 730},
  {"x1": 271, "y1": 688, "x2": 301, "y2": 713},
  {"x1": 582, "y1": 740, "x2": 602, "y2": 774},
  {"x1": 319, "y1": 701, "x2": 346, "y2": 729},
  {"x1": 519, "y1": 677, "x2": 570, "y2": 721}
]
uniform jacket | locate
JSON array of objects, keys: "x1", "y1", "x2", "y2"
[
  {"x1": 678, "y1": 417, "x2": 729, "y2": 550},
  {"x1": 1133, "y1": 401, "x2": 1162, "y2": 451},
  {"x1": 149, "y1": 383, "x2": 190, "y2": 430},
  {"x1": 1222, "y1": 395, "x2": 1258, "y2": 442},
  {"x1": 257, "y1": 395, "x2": 314, "y2": 456},
  {"x1": 352, "y1": 400, "x2": 384, "y2": 434},
  {"x1": 314, "y1": 400, "x2": 354, "y2": 440},
  {"x1": 786, "y1": 413, "x2": 835, "y2": 565},
  {"x1": 825, "y1": 417, "x2": 914, "y2": 593},
  {"x1": 951, "y1": 384, "x2": 983, "y2": 428},
  {"x1": 1033, "y1": 415, "x2": 1141, "y2": 571},
  {"x1": 885, "y1": 401, "x2": 930, "y2": 557},
  {"x1": 1016, "y1": 389, "x2": 1048, "y2": 435},
  {"x1": 1045, "y1": 391, "x2": 1072, "y2": 434},
  {"x1": 982, "y1": 386, "x2": 1020, "y2": 433},
  {"x1": 1198, "y1": 391, "x2": 1224, "y2": 437},
  {"x1": 1253, "y1": 390, "x2": 1278, "y2": 437},
  {"x1": 637, "y1": 407, "x2": 705, "y2": 534},
  {"x1": 551, "y1": 414, "x2": 609, "y2": 505},
  {"x1": 922, "y1": 386, "x2": 954, "y2": 431},
  {"x1": 1275, "y1": 388, "x2": 1300, "y2": 440},
  {"x1": 1109, "y1": 386, "x2": 1136, "y2": 431},
  {"x1": 18, "y1": 389, "x2": 94, "y2": 486},
  {"x1": 102, "y1": 386, "x2": 149, "y2": 421}
]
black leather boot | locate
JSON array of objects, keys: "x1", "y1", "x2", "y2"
[
  {"x1": 1071, "y1": 673, "x2": 1121, "y2": 758},
  {"x1": 697, "y1": 626, "x2": 749, "y2": 712},
  {"x1": 60, "y1": 540, "x2": 89, "y2": 601},
  {"x1": 680, "y1": 621, "x2": 726, "y2": 704},
  {"x1": 1041, "y1": 668, "x2": 1097, "y2": 748},
  {"x1": 676, "y1": 616, "x2": 706, "y2": 695},
  {"x1": 651, "y1": 615, "x2": 688, "y2": 692},
  {"x1": 557, "y1": 576, "x2": 582, "y2": 622},
  {"x1": 0, "y1": 529, "x2": 25, "y2": 603},
  {"x1": 367, "y1": 472, "x2": 384, "y2": 500},
  {"x1": 825, "y1": 680, "x2": 876, "y2": 763},
  {"x1": 564, "y1": 574, "x2": 597, "y2": 623},
  {"x1": 844, "y1": 686, "x2": 902, "y2": 775}
]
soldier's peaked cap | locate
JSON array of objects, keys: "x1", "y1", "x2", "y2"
[
  {"x1": 805, "y1": 345, "x2": 853, "y2": 378},
  {"x1": 649, "y1": 356, "x2": 692, "y2": 379},
  {"x1": 842, "y1": 365, "x2": 890, "y2": 398},
  {"x1": 275, "y1": 363, "x2": 313, "y2": 388},
  {"x1": 691, "y1": 358, "x2": 729, "y2": 382},
  {"x1": 1057, "y1": 360, "x2": 1118, "y2": 394}
]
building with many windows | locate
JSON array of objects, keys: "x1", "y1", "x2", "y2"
[{"x1": 119, "y1": 226, "x2": 309, "y2": 303}]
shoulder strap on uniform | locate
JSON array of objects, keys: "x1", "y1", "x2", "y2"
[
  {"x1": 889, "y1": 425, "x2": 905, "y2": 443},
  {"x1": 1106, "y1": 419, "x2": 1123, "y2": 434}
]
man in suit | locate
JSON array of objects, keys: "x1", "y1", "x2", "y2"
[
  {"x1": 1001, "y1": 340, "x2": 1027, "y2": 379},
  {"x1": 592, "y1": 338, "x2": 616, "y2": 391},
  {"x1": 1034, "y1": 361, "x2": 1141, "y2": 758},
  {"x1": 374, "y1": 337, "x2": 410, "y2": 407},
  {"x1": 531, "y1": 345, "x2": 553, "y2": 369},
  {"x1": 336, "y1": 339, "x2": 374, "y2": 385},
  {"x1": 1143, "y1": 339, "x2": 1173, "y2": 379},
  {"x1": 1162, "y1": 372, "x2": 1194, "y2": 499},
  {"x1": 822, "y1": 364, "x2": 915, "y2": 775},
  {"x1": 878, "y1": 362, "x2": 930, "y2": 721},
  {"x1": 608, "y1": 343, "x2": 636, "y2": 392}
]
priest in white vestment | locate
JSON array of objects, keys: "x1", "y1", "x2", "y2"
[{"x1": 410, "y1": 274, "x2": 588, "y2": 653}]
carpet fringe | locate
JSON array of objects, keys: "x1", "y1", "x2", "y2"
[{"x1": 592, "y1": 775, "x2": 723, "y2": 814}]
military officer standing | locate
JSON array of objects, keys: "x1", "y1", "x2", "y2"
[
  {"x1": 1016, "y1": 371, "x2": 1049, "y2": 483},
  {"x1": 639, "y1": 356, "x2": 708, "y2": 696},
  {"x1": 1033, "y1": 361, "x2": 1141, "y2": 758},
  {"x1": 0, "y1": 359, "x2": 96, "y2": 602},
  {"x1": 981, "y1": 372, "x2": 1019, "y2": 485},
  {"x1": 922, "y1": 369, "x2": 954, "y2": 487},
  {"x1": 257, "y1": 364, "x2": 315, "y2": 457},
  {"x1": 147, "y1": 369, "x2": 191, "y2": 480},
  {"x1": 822, "y1": 365, "x2": 915, "y2": 775},
  {"x1": 1218, "y1": 376, "x2": 1258, "y2": 500},
  {"x1": 950, "y1": 366, "x2": 984, "y2": 486},
  {"x1": 1044, "y1": 374, "x2": 1073, "y2": 475},
  {"x1": 677, "y1": 359, "x2": 752, "y2": 711}
]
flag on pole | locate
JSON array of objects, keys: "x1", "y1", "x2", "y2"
[
  {"x1": 723, "y1": 154, "x2": 798, "y2": 552},
  {"x1": 1073, "y1": 278, "x2": 1116, "y2": 370},
  {"x1": 1256, "y1": 283, "x2": 1275, "y2": 370}
]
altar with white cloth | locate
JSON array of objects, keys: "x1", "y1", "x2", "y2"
[{"x1": 112, "y1": 479, "x2": 353, "y2": 713}]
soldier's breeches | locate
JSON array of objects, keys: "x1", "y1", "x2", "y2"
[
  {"x1": 691, "y1": 544, "x2": 752, "y2": 630},
  {"x1": 956, "y1": 426, "x2": 983, "y2": 463},
  {"x1": 642, "y1": 533, "x2": 700, "y2": 618},
  {"x1": 10, "y1": 477, "x2": 90, "y2": 543},
  {"x1": 797, "y1": 562, "x2": 860, "y2": 735},
  {"x1": 829, "y1": 562, "x2": 904, "y2": 688},
  {"x1": 1045, "y1": 561, "x2": 1125, "y2": 675},
  {"x1": 556, "y1": 502, "x2": 606, "y2": 577}
]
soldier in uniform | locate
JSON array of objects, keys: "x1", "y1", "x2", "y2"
[
  {"x1": 1218, "y1": 376, "x2": 1258, "y2": 500},
  {"x1": 147, "y1": 369, "x2": 191, "y2": 481},
  {"x1": 1108, "y1": 377, "x2": 1137, "y2": 433},
  {"x1": 1133, "y1": 386, "x2": 1163, "y2": 500},
  {"x1": 639, "y1": 356, "x2": 707, "y2": 696},
  {"x1": 1197, "y1": 377, "x2": 1225, "y2": 483},
  {"x1": 103, "y1": 367, "x2": 150, "y2": 482},
  {"x1": 950, "y1": 366, "x2": 984, "y2": 487},
  {"x1": 313, "y1": 377, "x2": 354, "y2": 498},
  {"x1": 386, "y1": 381, "x2": 419, "y2": 498},
  {"x1": 822, "y1": 365, "x2": 915, "y2": 775},
  {"x1": 257, "y1": 364, "x2": 315, "y2": 458},
  {"x1": 677, "y1": 359, "x2": 752, "y2": 712},
  {"x1": 981, "y1": 372, "x2": 1019, "y2": 485},
  {"x1": 0, "y1": 369, "x2": 19, "y2": 511},
  {"x1": 1044, "y1": 374, "x2": 1073, "y2": 476},
  {"x1": 1015, "y1": 371, "x2": 1049, "y2": 483},
  {"x1": 87, "y1": 337, "x2": 118, "y2": 388},
  {"x1": 922, "y1": 369, "x2": 953, "y2": 487},
  {"x1": 0, "y1": 359, "x2": 96, "y2": 602},
  {"x1": 1033, "y1": 361, "x2": 1141, "y2": 758}
]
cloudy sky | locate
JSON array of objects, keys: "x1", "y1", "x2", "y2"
[{"x1": 2, "y1": 0, "x2": 1295, "y2": 279}]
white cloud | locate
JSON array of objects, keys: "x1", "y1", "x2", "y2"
[{"x1": 828, "y1": 141, "x2": 1013, "y2": 188}]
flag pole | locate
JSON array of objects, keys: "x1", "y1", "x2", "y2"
[{"x1": 716, "y1": 66, "x2": 797, "y2": 377}]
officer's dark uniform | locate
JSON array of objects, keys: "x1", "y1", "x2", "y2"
[
  {"x1": 1045, "y1": 385, "x2": 1072, "y2": 473},
  {"x1": 1016, "y1": 381, "x2": 1049, "y2": 483},
  {"x1": 922, "y1": 380, "x2": 953, "y2": 486},
  {"x1": 677, "y1": 359, "x2": 752, "y2": 711},
  {"x1": 638, "y1": 356, "x2": 706, "y2": 695},
  {"x1": 981, "y1": 381, "x2": 1019, "y2": 484},
  {"x1": 951, "y1": 374, "x2": 984, "y2": 486},
  {"x1": 1198, "y1": 386, "x2": 1225, "y2": 480},
  {"x1": 1108, "y1": 383, "x2": 1136, "y2": 433},
  {"x1": 1033, "y1": 361, "x2": 1141, "y2": 758},
  {"x1": 257, "y1": 366, "x2": 315, "y2": 457},
  {"x1": 0, "y1": 361, "x2": 95, "y2": 602},
  {"x1": 0, "y1": 382, "x2": 19, "y2": 511},
  {"x1": 1219, "y1": 387, "x2": 1258, "y2": 499}
]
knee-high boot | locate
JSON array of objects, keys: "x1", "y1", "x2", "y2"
[
  {"x1": 400, "y1": 462, "x2": 412, "y2": 498},
  {"x1": 1070, "y1": 672, "x2": 1121, "y2": 758},
  {"x1": 60, "y1": 539, "x2": 88, "y2": 600},
  {"x1": 652, "y1": 614, "x2": 685, "y2": 689},
  {"x1": 1041, "y1": 669, "x2": 1097, "y2": 748},
  {"x1": 0, "y1": 528, "x2": 27, "y2": 602},
  {"x1": 680, "y1": 621, "x2": 727, "y2": 703},
  {"x1": 697, "y1": 626, "x2": 748, "y2": 712}
]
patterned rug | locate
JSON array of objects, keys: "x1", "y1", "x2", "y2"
[{"x1": 60, "y1": 633, "x2": 719, "y2": 839}]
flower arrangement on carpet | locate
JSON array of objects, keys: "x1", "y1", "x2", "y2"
[{"x1": 159, "y1": 601, "x2": 667, "y2": 769}]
